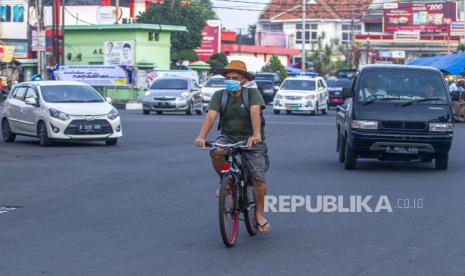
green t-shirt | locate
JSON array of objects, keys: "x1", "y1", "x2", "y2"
[{"x1": 209, "y1": 88, "x2": 266, "y2": 141}]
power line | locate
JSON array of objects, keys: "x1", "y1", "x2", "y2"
[{"x1": 64, "y1": 7, "x2": 96, "y2": 25}]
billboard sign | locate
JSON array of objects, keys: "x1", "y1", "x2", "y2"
[
  {"x1": 394, "y1": 31, "x2": 420, "y2": 41},
  {"x1": 31, "y1": 30, "x2": 46, "y2": 51},
  {"x1": 383, "y1": 2, "x2": 456, "y2": 33},
  {"x1": 450, "y1": 21, "x2": 464, "y2": 36},
  {"x1": 195, "y1": 20, "x2": 221, "y2": 62},
  {"x1": 56, "y1": 65, "x2": 133, "y2": 87},
  {"x1": 103, "y1": 41, "x2": 135, "y2": 66},
  {"x1": 255, "y1": 31, "x2": 287, "y2": 48},
  {"x1": 0, "y1": 45, "x2": 16, "y2": 62}
]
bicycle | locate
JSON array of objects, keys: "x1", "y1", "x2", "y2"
[{"x1": 204, "y1": 141, "x2": 257, "y2": 247}]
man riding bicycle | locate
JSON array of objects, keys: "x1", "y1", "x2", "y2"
[{"x1": 195, "y1": 60, "x2": 271, "y2": 234}]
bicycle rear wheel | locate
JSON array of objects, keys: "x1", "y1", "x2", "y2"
[
  {"x1": 219, "y1": 174, "x2": 239, "y2": 247},
  {"x1": 243, "y1": 182, "x2": 257, "y2": 236}
]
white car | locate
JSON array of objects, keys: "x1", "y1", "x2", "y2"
[
  {"x1": 200, "y1": 75, "x2": 258, "y2": 109},
  {"x1": 273, "y1": 76, "x2": 329, "y2": 115},
  {"x1": 1, "y1": 81, "x2": 122, "y2": 146}
]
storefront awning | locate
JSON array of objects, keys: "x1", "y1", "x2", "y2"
[{"x1": 408, "y1": 53, "x2": 465, "y2": 75}]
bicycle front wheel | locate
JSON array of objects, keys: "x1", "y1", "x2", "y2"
[
  {"x1": 219, "y1": 174, "x2": 239, "y2": 247},
  {"x1": 243, "y1": 183, "x2": 257, "y2": 236}
]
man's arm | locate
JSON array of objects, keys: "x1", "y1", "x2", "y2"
[
  {"x1": 246, "y1": 105, "x2": 262, "y2": 148},
  {"x1": 195, "y1": 110, "x2": 218, "y2": 148}
]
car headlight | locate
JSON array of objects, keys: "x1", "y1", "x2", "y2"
[
  {"x1": 107, "y1": 107, "x2": 119, "y2": 120},
  {"x1": 144, "y1": 91, "x2": 151, "y2": 97},
  {"x1": 351, "y1": 120, "x2": 378, "y2": 130},
  {"x1": 275, "y1": 93, "x2": 283, "y2": 99},
  {"x1": 49, "y1": 108, "x2": 69, "y2": 121},
  {"x1": 429, "y1": 123, "x2": 453, "y2": 132},
  {"x1": 180, "y1": 91, "x2": 190, "y2": 98},
  {"x1": 304, "y1": 94, "x2": 316, "y2": 100}
]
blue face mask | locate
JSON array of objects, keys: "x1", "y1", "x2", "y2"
[{"x1": 225, "y1": 80, "x2": 241, "y2": 92}]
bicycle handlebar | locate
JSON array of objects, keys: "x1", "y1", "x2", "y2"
[{"x1": 204, "y1": 141, "x2": 248, "y2": 150}]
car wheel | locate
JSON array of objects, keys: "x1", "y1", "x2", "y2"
[
  {"x1": 186, "y1": 103, "x2": 194, "y2": 116},
  {"x1": 2, "y1": 118, "x2": 16, "y2": 142},
  {"x1": 105, "y1": 139, "x2": 118, "y2": 146},
  {"x1": 38, "y1": 121, "x2": 52, "y2": 147},
  {"x1": 435, "y1": 153, "x2": 449, "y2": 170},
  {"x1": 156, "y1": 111, "x2": 163, "y2": 115},
  {"x1": 274, "y1": 110, "x2": 280, "y2": 115},
  {"x1": 311, "y1": 102, "x2": 319, "y2": 115},
  {"x1": 286, "y1": 110, "x2": 292, "y2": 115},
  {"x1": 143, "y1": 109, "x2": 150, "y2": 115},
  {"x1": 337, "y1": 134, "x2": 345, "y2": 163},
  {"x1": 344, "y1": 142, "x2": 357, "y2": 170}
]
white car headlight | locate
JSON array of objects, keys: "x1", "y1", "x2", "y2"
[
  {"x1": 351, "y1": 120, "x2": 378, "y2": 130},
  {"x1": 429, "y1": 123, "x2": 453, "y2": 132},
  {"x1": 49, "y1": 108, "x2": 69, "y2": 121},
  {"x1": 275, "y1": 93, "x2": 283, "y2": 99},
  {"x1": 144, "y1": 91, "x2": 151, "y2": 97},
  {"x1": 304, "y1": 94, "x2": 316, "y2": 100},
  {"x1": 180, "y1": 91, "x2": 190, "y2": 98},
  {"x1": 107, "y1": 107, "x2": 119, "y2": 120}
]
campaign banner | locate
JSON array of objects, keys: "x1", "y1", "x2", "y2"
[
  {"x1": 450, "y1": 21, "x2": 464, "y2": 36},
  {"x1": 383, "y1": 2, "x2": 456, "y2": 33},
  {"x1": 195, "y1": 20, "x2": 221, "y2": 62},
  {"x1": 255, "y1": 31, "x2": 287, "y2": 48},
  {"x1": 103, "y1": 41, "x2": 135, "y2": 66},
  {"x1": 0, "y1": 45, "x2": 16, "y2": 62},
  {"x1": 56, "y1": 65, "x2": 133, "y2": 87}
]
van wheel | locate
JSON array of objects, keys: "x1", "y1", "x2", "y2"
[
  {"x1": 156, "y1": 111, "x2": 163, "y2": 115},
  {"x1": 2, "y1": 119, "x2": 16, "y2": 142},
  {"x1": 38, "y1": 122, "x2": 52, "y2": 147},
  {"x1": 435, "y1": 153, "x2": 449, "y2": 170},
  {"x1": 337, "y1": 134, "x2": 345, "y2": 163},
  {"x1": 105, "y1": 139, "x2": 118, "y2": 146},
  {"x1": 143, "y1": 109, "x2": 150, "y2": 115},
  {"x1": 286, "y1": 110, "x2": 292, "y2": 115},
  {"x1": 274, "y1": 110, "x2": 280, "y2": 115},
  {"x1": 344, "y1": 142, "x2": 357, "y2": 170}
]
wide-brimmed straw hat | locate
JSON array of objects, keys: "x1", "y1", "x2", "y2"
[{"x1": 217, "y1": 60, "x2": 255, "y2": 81}]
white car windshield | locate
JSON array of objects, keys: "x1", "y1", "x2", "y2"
[
  {"x1": 281, "y1": 80, "x2": 316, "y2": 91},
  {"x1": 41, "y1": 85, "x2": 103, "y2": 103},
  {"x1": 205, "y1": 78, "x2": 225, "y2": 87},
  {"x1": 356, "y1": 70, "x2": 448, "y2": 104}
]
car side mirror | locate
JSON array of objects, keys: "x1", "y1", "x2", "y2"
[
  {"x1": 105, "y1": 97, "x2": 112, "y2": 104},
  {"x1": 342, "y1": 87, "x2": 353, "y2": 98},
  {"x1": 25, "y1": 97, "x2": 38, "y2": 106},
  {"x1": 274, "y1": 86, "x2": 280, "y2": 91}
]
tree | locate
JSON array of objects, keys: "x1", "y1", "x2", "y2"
[
  {"x1": 237, "y1": 24, "x2": 256, "y2": 45},
  {"x1": 207, "y1": 52, "x2": 228, "y2": 74},
  {"x1": 137, "y1": 0, "x2": 215, "y2": 62},
  {"x1": 261, "y1": 55, "x2": 288, "y2": 80}
]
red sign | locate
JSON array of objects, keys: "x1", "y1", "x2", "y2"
[
  {"x1": 195, "y1": 20, "x2": 221, "y2": 62},
  {"x1": 383, "y1": 2, "x2": 456, "y2": 33}
]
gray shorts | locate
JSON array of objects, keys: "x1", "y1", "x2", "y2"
[{"x1": 212, "y1": 135, "x2": 269, "y2": 183}]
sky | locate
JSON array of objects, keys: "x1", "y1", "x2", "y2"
[{"x1": 211, "y1": 0, "x2": 270, "y2": 31}]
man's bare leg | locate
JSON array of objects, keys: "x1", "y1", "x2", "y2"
[{"x1": 253, "y1": 180, "x2": 271, "y2": 233}]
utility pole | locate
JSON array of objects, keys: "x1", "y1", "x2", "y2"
[
  {"x1": 301, "y1": 0, "x2": 306, "y2": 72},
  {"x1": 115, "y1": 0, "x2": 120, "y2": 24},
  {"x1": 61, "y1": 0, "x2": 65, "y2": 65},
  {"x1": 351, "y1": 0, "x2": 355, "y2": 66},
  {"x1": 36, "y1": 0, "x2": 47, "y2": 79}
]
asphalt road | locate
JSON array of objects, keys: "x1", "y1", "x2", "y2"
[{"x1": 1, "y1": 106, "x2": 465, "y2": 276}]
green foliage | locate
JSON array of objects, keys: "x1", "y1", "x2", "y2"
[
  {"x1": 172, "y1": 49, "x2": 199, "y2": 62},
  {"x1": 458, "y1": 43, "x2": 465, "y2": 53},
  {"x1": 137, "y1": 0, "x2": 216, "y2": 62},
  {"x1": 207, "y1": 52, "x2": 228, "y2": 74},
  {"x1": 237, "y1": 24, "x2": 256, "y2": 45},
  {"x1": 261, "y1": 55, "x2": 288, "y2": 80}
]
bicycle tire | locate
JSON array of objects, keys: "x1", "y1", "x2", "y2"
[
  {"x1": 242, "y1": 182, "x2": 257, "y2": 236},
  {"x1": 219, "y1": 174, "x2": 239, "y2": 247}
]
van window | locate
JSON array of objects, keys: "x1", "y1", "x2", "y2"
[{"x1": 356, "y1": 70, "x2": 448, "y2": 104}]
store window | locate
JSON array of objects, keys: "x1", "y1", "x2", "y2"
[{"x1": 341, "y1": 24, "x2": 361, "y2": 44}]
